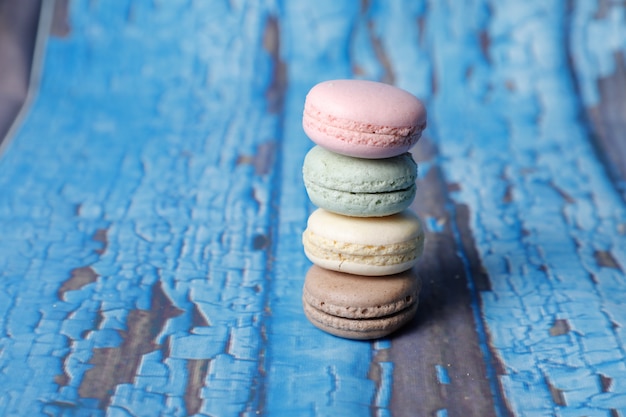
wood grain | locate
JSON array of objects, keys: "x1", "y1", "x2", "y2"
[{"x1": 387, "y1": 138, "x2": 509, "y2": 417}]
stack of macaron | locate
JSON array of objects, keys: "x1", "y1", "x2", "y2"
[{"x1": 300, "y1": 79, "x2": 427, "y2": 340}]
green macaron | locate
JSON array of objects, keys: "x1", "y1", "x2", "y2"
[{"x1": 302, "y1": 145, "x2": 418, "y2": 217}]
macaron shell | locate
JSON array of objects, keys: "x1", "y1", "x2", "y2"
[
  {"x1": 302, "y1": 80, "x2": 426, "y2": 158},
  {"x1": 303, "y1": 298, "x2": 418, "y2": 340},
  {"x1": 305, "y1": 80, "x2": 426, "y2": 130},
  {"x1": 303, "y1": 146, "x2": 418, "y2": 194},
  {"x1": 305, "y1": 208, "x2": 424, "y2": 246},
  {"x1": 303, "y1": 265, "x2": 421, "y2": 319}
]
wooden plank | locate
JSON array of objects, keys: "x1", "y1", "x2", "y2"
[
  {"x1": 416, "y1": 2, "x2": 626, "y2": 417},
  {"x1": 358, "y1": 4, "x2": 510, "y2": 416},
  {"x1": 1, "y1": 2, "x2": 282, "y2": 416},
  {"x1": 262, "y1": 3, "x2": 384, "y2": 415},
  {"x1": 386, "y1": 138, "x2": 507, "y2": 417}
]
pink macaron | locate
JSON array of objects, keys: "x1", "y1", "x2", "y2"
[{"x1": 302, "y1": 80, "x2": 426, "y2": 159}]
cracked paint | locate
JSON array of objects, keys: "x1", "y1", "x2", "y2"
[
  {"x1": 1, "y1": 1, "x2": 286, "y2": 416},
  {"x1": 1, "y1": 1, "x2": 625, "y2": 416},
  {"x1": 408, "y1": 1, "x2": 626, "y2": 416}
]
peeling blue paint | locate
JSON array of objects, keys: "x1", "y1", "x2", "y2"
[
  {"x1": 436, "y1": 409, "x2": 449, "y2": 417},
  {"x1": 1, "y1": 1, "x2": 282, "y2": 415},
  {"x1": 404, "y1": 0, "x2": 626, "y2": 416},
  {"x1": 436, "y1": 365, "x2": 451, "y2": 385},
  {"x1": 1, "y1": 0, "x2": 626, "y2": 416},
  {"x1": 425, "y1": 216, "x2": 446, "y2": 233},
  {"x1": 375, "y1": 362, "x2": 394, "y2": 409},
  {"x1": 569, "y1": 0, "x2": 626, "y2": 107}
]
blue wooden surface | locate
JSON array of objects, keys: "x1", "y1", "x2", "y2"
[{"x1": 0, "y1": 1, "x2": 625, "y2": 416}]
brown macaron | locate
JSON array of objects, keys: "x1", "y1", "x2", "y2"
[{"x1": 302, "y1": 265, "x2": 422, "y2": 340}]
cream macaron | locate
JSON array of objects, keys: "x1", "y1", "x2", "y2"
[
  {"x1": 302, "y1": 208, "x2": 425, "y2": 276},
  {"x1": 302, "y1": 265, "x2": 422, "y2": 339}
]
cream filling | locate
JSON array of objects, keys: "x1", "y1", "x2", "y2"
[
  {"x1": 303, "y1": 178, "x2": 416, "y2": 196},
  {"x1": 302, "y1": 229, "x2": 423, "y2": 266}
]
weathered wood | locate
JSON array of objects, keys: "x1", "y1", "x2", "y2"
[
  {"x1": 1, "y1": 2, "x2": 284, "y2": 416},
  {"x1": 77, "y1": 282, "x2": 183, "y2": 408},
  {"x1": 568, "y1": 0, "x2": 626, "y2": 197},
  {"x1": 419, "y1": 2, "x2": 626, "y2": 417},
  {"x1": 1, "y1": 1, "x2": 625, "y2": 417},
  {"x1": 586, "y1": 52, "x2": 626, "y2": 196},
  {"x1": 386, "y1": 138, "x2": 509, "y2": 417},
  {"x1": 261, "y1": 3, "x2": 384, "y2": 415},
  {"x1": 0, "y1": 0, "x2": 40, "y2": 143}
]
